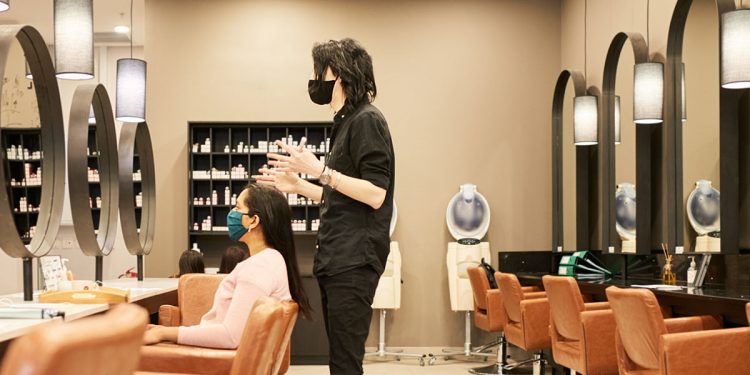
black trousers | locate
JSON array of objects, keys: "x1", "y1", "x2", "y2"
[{"x1": 317, "y1": 265, "x2": 381, "y2": 375}]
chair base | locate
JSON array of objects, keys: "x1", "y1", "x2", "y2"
[
  {"x1": 502, "y1": 352, "x2": 545, "y2": 375},
  {"x1": 433, "y1": 311, "x2": 500, "y2": 362}
]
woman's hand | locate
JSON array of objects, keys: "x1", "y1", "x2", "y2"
[
  {"x1": 143, "y1": 326, "x2": 164, "y2": 345},
  {"x1": 266, "y1": 140, "x2": 325, "y2": 178},
  {"x1": 253, "y1": 166, "x2": 302, "y2": 194}
]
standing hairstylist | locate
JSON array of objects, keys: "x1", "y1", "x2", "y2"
[{"x1": 255, "y1": 38, "x2": 395, "y2": 375}]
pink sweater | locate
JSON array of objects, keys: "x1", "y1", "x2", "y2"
[{"x1": 177, "y1": 248, "x2": 291, "y2": 349}]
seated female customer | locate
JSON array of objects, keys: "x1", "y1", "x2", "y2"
[
  {"x1": 143, "y1": 183, "x2": 311, "y2": 349},
  {"x1": 219, "y1": 246, "x2": 248, "y2": 274},
  {"x1": 177, "y1": 249, "x2": 205, "y2": 276}
]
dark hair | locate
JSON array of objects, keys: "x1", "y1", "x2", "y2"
[
  {"x1": 219, "y1": 246, "x2": 248, "y2": 274},
  {"x1": 243, "y1": 183, "x2": 312, "y2": 320},
  {"x1": 178, "y1": 250, "x2": 205, "y2": 276},
  {"x1": 312, "y1": 38, "x2": 376, "y2": 108}
]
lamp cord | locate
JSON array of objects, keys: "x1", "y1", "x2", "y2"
[
  {"x1": 584, "y1": 0, "x2": 587, "y2": 82},
  {"x1": 130, "y1": 0, "x2": 134, "y2": 59},
  {"x1": 647, "y1": 0, "x2": 650, "y2": 48}
]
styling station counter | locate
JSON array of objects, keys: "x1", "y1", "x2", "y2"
[
  {"x1": 499, "y1": 251, "x2": 750, "y2": 327},
  {"x1": 0, "y1": 278, "x2": 178, "y2": 347},
  {"x1": 516, "y1": 272, "x2": 750, "y2": 326}
]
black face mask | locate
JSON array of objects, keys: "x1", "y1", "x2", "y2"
[{"x1": 308, "y1": 79, "x2": 336, "y2": 105}]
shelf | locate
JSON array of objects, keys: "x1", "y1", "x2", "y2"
[
  {"x1": 189, "y1": 122, "x2": 331, "y2": 250},
  {"x1": 14, "y1": 211, "x2": 38, "y2": 215},
  {"x1": 8, "y1": 159, "x2": 41, "y2": 162}
]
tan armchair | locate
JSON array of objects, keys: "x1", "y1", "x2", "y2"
[
  {"x1": 605, "y1": 286, "x2": 723, "y2": 375},
  {"x1": 159, "y1": 274, "x2": 225, "y2": 327},
  {"x1": 542, "y1": 275, "x2": 617, "y2": 375},
  {"x1": 138, "y1": 297, "x2": 298, "y2": 375},
  {"x1": 496, "y1": 272, "x2": 551, "y2": 373},
  {"x1": 0, "y1": 304, "x2": 148, "y2": 375}
]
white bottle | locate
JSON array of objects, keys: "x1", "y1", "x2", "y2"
[
  {"x1": 687, "y1": 257, "x2": 697, "y2": 287},
  {"x1": 225, "y1": 187, "x2": 230, "y2": 205},
  {"x1": 231, "y1": 194, "x2": 237, "y2": 205},
  {"x1": 191, "y1": 243, "x2": 201, "y2": 253},
  {"x1": 212, "y1": 190, "x2": 218, "y2": 205}
]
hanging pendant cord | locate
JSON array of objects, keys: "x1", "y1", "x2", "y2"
[
  {"x1": 584, "y1": 0, "x2": 587, "y2": 82},
  {"x1": 647, "y1": 0, "x2": 650, "y2": 49},
  {"x1": 130, "y1": 0, "x2": 134, "y2": 58}
]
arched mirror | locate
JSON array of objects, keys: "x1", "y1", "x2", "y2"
[
  {"x1": 1, "y1": 39, "x2": 42, "y2": 245},
  {"x1": 561, "y1": 75, "x2": 578, "y2": 251},
  {"x1": 681, "y1": 0, "x2": 721, "y2": 253},
  {"x1": 614, "y1": 42, "x2": 637, "y2": 253}
]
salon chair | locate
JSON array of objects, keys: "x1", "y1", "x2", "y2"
[
  {"x1": 542, "y1": 275, "x2": 617, "y2": 375},
  {"x1": 465, "y1": 266, "x2": 542, "y2": 373},
  {"x1": 158, "y1": 273, "x2": 226, "y2": 326},
  {"x1": 366, "y1": 242, "x2": 425, "y2": 363},
  {"x1": 138, "y1": 297, "x2": 298, "y2": 375},
  {"x1": 605, "y1": 286, "x2": 724, "y2": 375},
  {"x1": 0, "y1": 304, "x2": 148, "y2": 375},
  {"x1": 496, "y1": 272, "x2": 551, "y2": 375}
]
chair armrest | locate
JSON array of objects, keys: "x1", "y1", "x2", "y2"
[
  {"x1": 583, "y1": 301, "x2": 610, "y2": 311},
  {"x1": 158, "y1": 305, "x2": 181, "y2": 327},
  {"x1": 520, "y1": 298, "x2": 550, "y2": 350},
  {"x1": 523, "y1": 291, "x2": 547, "y2": 300},
  {"x1": 664, "y1": 315, "x2": 722, "y2": 334},
  {"x1": 521, "y1": 286, "x2": 540, "y2": 293},
  {"x1": 580, "y1": 309, "x2": 618, "y2": 374},
  {"x1": 138, "y1": 343, "x2": 234, "y2": 375},
  {"x1": 486, "y1": 289, "x2": 508, "y2": 328},
  {"x1": 660, "y1": 327, "x2": 750, "y2": 374}
]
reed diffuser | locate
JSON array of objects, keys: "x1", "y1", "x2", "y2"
[{"x1": 661, "y1": 243, "x2": 677, "y2": 285}]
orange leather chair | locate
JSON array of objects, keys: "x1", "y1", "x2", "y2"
[
  {"x1": 0, "y1": 304, "x2": 148, "y2": 375},
  {"x1": 542, "y1": 275, "x2": 618, "y2": 375},
  {"x1": 466, "y1": 266, "x2": 540, "y2": 374},
  {"x1": 496, "y1": 272, "x2": 551, "y2": 373},
  {"x1": 159, "y1": 274, "x2": 226, "y2": 326},
  {"x1": 138, "y1": 297, "x2": 298, "y2": 375},
  {"x1": 605, "y1": 286, "x2": 723, "y2": 375}
]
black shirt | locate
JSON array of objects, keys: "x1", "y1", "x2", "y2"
[{"x1": 314, "y1": 103, "x2": 395, "y2": 277}]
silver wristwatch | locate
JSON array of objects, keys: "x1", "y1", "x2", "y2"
[{"x1": 319, "y1": 166, "x2": 333, "y2": 186}]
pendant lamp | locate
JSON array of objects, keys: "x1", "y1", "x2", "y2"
[
  {"x1": 574, "y1": 0, "x2": 597, "y2": 146},
  {"x1": 574, "y1": 96, "x2": 598, "y2": 145},
  {"x1": 615, "y1": 96, "x2": 621, "y2": 144},
  {"x1": 0, "y1": 1, "x2": 9, "y2": 12},
  {"x1": 116, "y1": 0, "x2": 147, "y2": 123},
  {"x1": 54, "y1": 0, "x2": 94, "y2": 80},
  {"x1": 633, "y1": 62, "x2": 664, "y2": 124},
  {"x1": 681, "y1": 63, "x2": 687, "y2": 122},
  {"x1": 721, "y1": 8, "x2": 750, "y2": 89}
]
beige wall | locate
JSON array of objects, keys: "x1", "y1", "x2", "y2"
[
  {"x1": 145, "y1": 0, "x2": 561, "y2": 346},
  {"x1": 560, "y1": 0, "x2": 721, "y2": 251}
]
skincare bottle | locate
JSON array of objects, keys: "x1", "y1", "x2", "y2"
[
  {"x1": 212, "y1": 190, "x2": 218, "y2": 205},
  {"x1": 191, "y1": 243, "x2": 201, "y2": 253},
  {"x1": 687, "y1": 256, "x2": 697, "y2": 287},
  {"x1": 225, "y1": 187, "x2": 230, "y2": 205},
  {"x1": 231, "y1": 194, "x2": 237, "y2": 205}
]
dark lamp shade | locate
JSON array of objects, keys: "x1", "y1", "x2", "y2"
[
  {"x1": 574, "y1": 95, "x2": 598, "y2": 146},
  {"x1": 633, "y1": 62, "x2": 664, "y2": 124},
  {"x1": 721, "y1": 9, "x2": 750, "y2": 89},
  {"x1": 116, "y1": 58, "x2": 147, "y2": 123},
  {"x1": 54, "y1": 0, "x2": 94, "y2": 80}
]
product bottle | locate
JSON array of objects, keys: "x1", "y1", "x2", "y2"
[
  {"x1": 225, "y1": 187, "x2": 230, "y2": 205},
  {"x1": 212, "y1": 190, "x2": 218, "y2": 205},
  {"x1": 687, "y1": 256, "x2": 697, "y2": 287},
  {"x1": 192, "y1": 243, "x2": 201, "y2": 253}
]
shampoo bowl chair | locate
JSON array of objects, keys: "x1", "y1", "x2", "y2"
[
  {"x1": 605, "y1": 286, "x2": 723, "y2": 375},
  {"x1": 0, "y1": 304, "x2": 148, "y2": 375},
  {"x1": 138, "y1": 297, "x2": 298, "y2": 375},
  {"x1": 542, "y1": 275, "x2": 617, "y2": 375}
]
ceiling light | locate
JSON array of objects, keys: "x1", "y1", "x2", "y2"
[
  {"x1": 721, "y1": 9, "x2": 750, "y2": 89},
  {"x1": 114, "y1": 25, "x2": 130, "y2": 34},
  {"x1": 54, "y1": 0, "x2": 94, "y2": 80}
]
